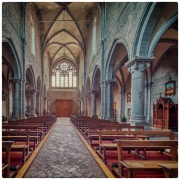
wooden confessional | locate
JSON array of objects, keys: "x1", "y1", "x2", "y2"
[{"x1": 153, "y1": 96, "x2": 178, "y2": 129}]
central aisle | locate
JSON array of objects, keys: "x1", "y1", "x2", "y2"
[{"x1": 25, "y1": 118, "x2": 106, "y2": 178}]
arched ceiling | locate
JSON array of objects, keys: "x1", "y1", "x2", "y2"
[{"x1": 33, "y1": 2, "x2": 98, "y2": 65}]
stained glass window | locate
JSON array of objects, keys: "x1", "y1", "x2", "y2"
[{"x1": 51, "y1": 60, "x2": 77, "y2": 88}]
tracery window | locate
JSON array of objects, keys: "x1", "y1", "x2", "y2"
[
  {"x1": 31, "y1": 17, "x2": 35, "y2": 56},
  {"x1": 51, "y1": 60, "x2": 77, "y2": 88}
]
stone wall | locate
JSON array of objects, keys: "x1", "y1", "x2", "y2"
[
  {"x1": 152, "y1": 47, "x2": 178, "y2": 105},
  {"x1": 2, "y1": 2, "x2": 23, "y2": 68},
  {"x1": 25, "y1": 3, "x2": 42, "y2": 82},
  {"x1": 48, "y1": 90, "x2": 80, "y2": 115}
]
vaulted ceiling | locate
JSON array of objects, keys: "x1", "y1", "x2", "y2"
[{"x1": 33, "y1": 2, "x2": 99, "y2": 65}]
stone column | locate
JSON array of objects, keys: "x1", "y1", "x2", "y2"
[
  {"x1": 100, "y1": 81, "x2": 106, "y2": 119},
  {"x1": 20, "y1": 80, "x2": 25, "y2": 119},
  {"x1": 91, "y1": 90, "x2": 98, "y2": 117},
  {"x1": 36, "y1": 92, "x2": 40, "y2": 116},
  {"x1": 84, "y1": 94, "x2": 87, "y2": 116},
  {"x1": 29, "y1": 89, "x2": 36, "y2": 117},
  {"x1": 127, "y1": 60, "x2": 152, "y2": 124},
  {"x1": 146, "y1": 81, "x2": 153, "y2": 124},
  {"x1": 119, "y1": 91, "x2": 124, "y2": 118},
  {"x1": 106, "y1": 80, "x2": 115, "y2": 120},
  {"x1": 11, "y1": 78, "x2": 21, "y2": 120},
  {"x1": 44, "y1": 97, "x2": 48, "y2": 114}
]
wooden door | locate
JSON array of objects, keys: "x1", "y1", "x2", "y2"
[{"x1": 56, "y1": 99, "x2": 73, "y2": 117}]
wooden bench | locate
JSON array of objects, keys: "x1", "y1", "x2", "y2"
[
  {"x1": 158, "y1": 163, "x2": 178, "y2": 178},
  {"x1": 2, "y1": 130, "x2": 37, "y2": 151},
  {"x1": 2, "y1": 126, "x2": 39, "y2": 164},
  {"x1": 113, "y1": 140, "x2": 178, "y2": 178},
  {"x1": 87, "y1": 125, "x2": 143, "y2": 146},
  {"x1": 3, "y1": 122, "x2": 45, "y2": 141},
  {"x1": 2, "y1": 130, "x2": 32, "y2": 164},
  {"x1": 97, "y1": 130, "x2": 174, "y2": 164},
  {"x1": 85, "y1": 123, "x2": 130, "y2": 138},
  {"x1": 2, "y1": 141, "x2": 14, "y2": 178}
]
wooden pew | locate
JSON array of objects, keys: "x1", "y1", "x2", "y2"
[
  {"x1": 158, "y1": 163, "x2": 178, "y2": 178},
  {"x1": 2, "y1": 125, "x2": 39, "y2": 163},
  {"x1": 2, "y1": 141, "x2": 14, "y2": 178},
  {"x1": 2, "y1": 130, "x2": 37, "y2": 151},
  {"x1": 87, "y1": 125, "x2": 142, "y2": 146},
  {"x1": 3, "y1": 122, "x2": 45, "y2": 141},
  {"x1": 114, "y1": 140, "x2": 178, "y2": 178},
  {"x1": 84, "y1": 122, "x2": 130, "y2": 138},
  {"x1": 2, "y1": 130, "x2": 32, "y2": 164},
  {"x1": 97, "y1": 130, "x2": 174, "y2": 164}
]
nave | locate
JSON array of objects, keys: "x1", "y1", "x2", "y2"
[
  {"x1": 2, "y1": 115, "x2": 178, "y2": 178},
  {"x1": 24, "y1": 118, "x2": 106, "y2": 178}
]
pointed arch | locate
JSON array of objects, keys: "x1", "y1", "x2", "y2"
[
  {"x1": 26, "y1": 65, "x2": 36, "y2": 90},
  {"x1": 105, "y1": 36, "x2": 129, "y2": 81},
  {"x1": 92, "y1": 65, "x2": 101, "y2": 90},
  {"x1": 2, "y1": 37, "x2": 22, "y2": 79},
  {"x1": 148, "y1": 13, "x2": 178, "y2": 56}
]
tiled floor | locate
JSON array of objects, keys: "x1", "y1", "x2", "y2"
[{"x1": 24, "y1": 118, "x2": 106, "y2": 178}]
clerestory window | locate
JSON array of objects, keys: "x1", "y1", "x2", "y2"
[{"x1": 51, "y1": 60, "x2": 77, "y2": 88}]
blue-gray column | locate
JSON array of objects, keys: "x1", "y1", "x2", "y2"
[
  {"x1": 128, "y1": 61, "x2": 150, "y2": 124},
  {"x1": 101, "y1": 81, "x2": 106, "y2": 119},
  {"x1": 84, "y1": 94, "x2": 87, "y2": 116},
  {"x1": 106, "y1": 80, "x2": 115, "y2": 120},
  {"x1": 146, "y1": 81, "x2": 153, "y2": 124},
  {"x1": 44, "y1": 97, "x2": 48, "y2": 114},
  {"x1": 91, "y1": 90, "x2": 98, "y2": 117},
  {"x1": 11, "y1": 78, "x2": 21, "y2": 120},
  {"x1": 29, "y1": 89, "x2": 36, "y2": 117},
  {"x1": 100, "y1": 3, "x2": 105, "y2": 119},
  {"x1": 119, "y1": 91, "x2": 125, "y2": 118},
  {"x1": 36, "y1": 92, "x2": 40, "y2": 116},
  {"x1": 19, "y1": 79, "x2": 25, "y2": 119}
]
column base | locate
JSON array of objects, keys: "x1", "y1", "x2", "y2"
[
  {"x1": 28, "y1": 114, "x2": 37, "y2": 118},
  {"x1": 91, "y1": 115, "x2": 98, "y2": 118},
  {"x1": 129, "y1": 120, "x2": 150, "y2": 130},
  {"x1": 107, "y1": 117, "x2": 115, "y2": 121},
  {"x1": 100, "y1": 116, "x2": 105, "y2": 120}
]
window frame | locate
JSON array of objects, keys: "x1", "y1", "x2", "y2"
[{"x1": 50, "y1": 60, "x2": 77, "y2": 89}]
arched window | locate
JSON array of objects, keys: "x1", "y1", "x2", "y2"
[
  {"x1": 51, "y1": 60, "x2": 77, "y2": 88},
  {"x1": 92, "y1": 17, "x2": 96, "y2": 58},
  {"x1": 31, "y1": 17, "x2": 35, "y2": 56}
]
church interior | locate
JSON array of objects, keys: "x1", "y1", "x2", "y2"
[{"x1": 2, "y1": 2, "x2": 178, "y2": 178}]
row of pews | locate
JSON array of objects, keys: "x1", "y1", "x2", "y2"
[
  {"x1": 70, "y1": 115, "x2": 178, "y2": 178},
  {"x1": 2, "y1": 116, "x2": 57, "y2": 178}
]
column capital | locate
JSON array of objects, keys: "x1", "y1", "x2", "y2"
[
  {"x1": 91, "y1": 90, "x2": 98, "y2": 95},
  {"x1": 125, "y1": 56, "x2": 154, "y2": 67},
  {"x1": 10, "y1": 78, "x2": 21, "y2": 84},
  {"x1": 29, "y1": 89, "x2": 36, "y2": 95},
  {"x1": 128, "y1": 61, "x2": 150, "y2": 74},
  {"x1": 105, "y1": 79, "x2": 116, "y2": 85}
]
